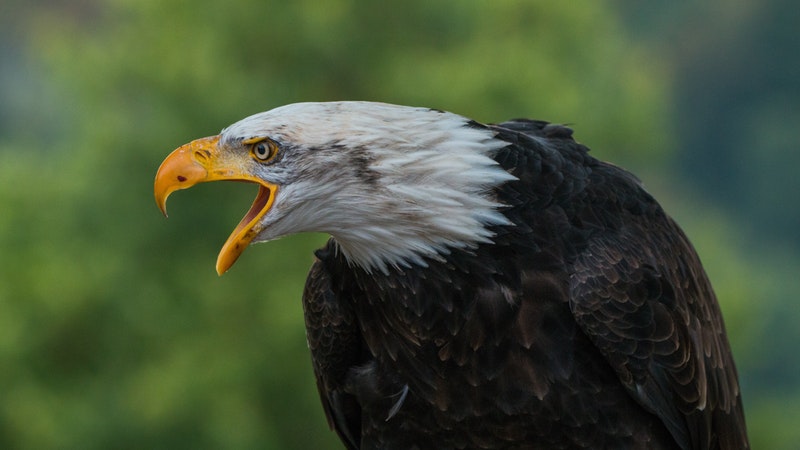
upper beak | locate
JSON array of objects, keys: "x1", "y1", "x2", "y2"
[{"x1": 154, "y1": 135, "x2": 278, "y2": 275}]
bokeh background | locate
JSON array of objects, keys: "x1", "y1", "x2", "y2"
[{"x1": 1, "y1": 0, "x2": 797, "y2": 448}]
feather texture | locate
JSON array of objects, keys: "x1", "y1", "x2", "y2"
[
  {"x1": 299, "y1": 111, "x2": 748, "y2": 449},
  {"x1": 221, "y1": 102, "x2": 515, "y2": 273}
]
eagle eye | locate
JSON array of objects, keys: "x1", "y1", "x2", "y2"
[{"x1": 251, "y1": 139, "x2": 278, "y2": 162}]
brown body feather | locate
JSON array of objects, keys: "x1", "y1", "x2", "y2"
[{"x1": 302, "y1": 120, "x2": 748, "y2": 449}]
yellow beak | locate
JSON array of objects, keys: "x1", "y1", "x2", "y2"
[{"x1": 154, "y1": 135, "x2": 278, "y2": 275}]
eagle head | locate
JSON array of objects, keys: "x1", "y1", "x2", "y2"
[{"x1": 154, "y1": 101, "x2": 516, "y2": 275}]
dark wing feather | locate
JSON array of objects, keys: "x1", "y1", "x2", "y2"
[
  {"x1": 300, "y1": 118, "x2": 747, "y2": 449},
  {"x1": 567, "y1": 163, "x2": 748, "y2": 449},
  {"x1": 302, "y1": 251, "x2": 363, "y2": 450}
]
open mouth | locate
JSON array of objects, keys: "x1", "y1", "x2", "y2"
[
  {"x1": 217, "y1": 182, "x2": 277, "y2": 274},
  {"x1": 230, "y1": 183, "x2": 273, "y2": 242}
]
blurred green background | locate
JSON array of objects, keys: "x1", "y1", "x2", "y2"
[{"x1": 1, "y1": 0, "x2": 797, "y2": 448}]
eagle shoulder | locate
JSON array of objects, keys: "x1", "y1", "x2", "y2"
[{"x1": 567, "y1": 161, "x2": 748, "y2": 449}]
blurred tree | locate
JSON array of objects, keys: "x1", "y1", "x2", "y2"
[
  {"x1": 3, "y1": 0, "x2": 783, "y2": 449},
  {"x1": 669, "y1": 0, "x2": 800, "y2": 246},
  {"x1": 617, "y1": 0, "x2": 800, "y2": 247}
]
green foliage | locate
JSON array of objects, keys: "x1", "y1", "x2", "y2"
[{"x1": 0, "y1": 0, "x2": 793, "y2": 448}]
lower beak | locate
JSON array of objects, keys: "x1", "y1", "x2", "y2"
[{"x1": 154, "y1": 135, "x2": 278, "y2": 275}]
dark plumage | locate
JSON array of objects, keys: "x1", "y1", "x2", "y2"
[
  {"x1": 303, "y1": 120, "x2": 746, "y2": 449},
  {"x1": 154, "y1": 103, "x2": 748, "y2": 449}
]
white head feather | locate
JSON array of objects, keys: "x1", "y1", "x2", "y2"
[{"x1": 220, "y1": 101, "x2": 517, "y2": 274}]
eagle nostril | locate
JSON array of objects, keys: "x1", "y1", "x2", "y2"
[{"x1": 193, "y1": 148, "x2": 211, "y2": 164}]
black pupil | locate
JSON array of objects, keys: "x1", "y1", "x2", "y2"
[{"x1": 257, "y1": 143, "x2": 269, "y2": 158}]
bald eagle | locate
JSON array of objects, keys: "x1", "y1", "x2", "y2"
[{"x1": 154, "y1": 102, "x2": 748, "y2": 449}]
